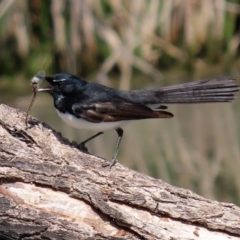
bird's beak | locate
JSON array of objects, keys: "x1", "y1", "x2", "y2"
[
  {"x1": 37, "y1": 86, "x2": 53, "y2": 92},
  {"x1": 37, "y1": 76, "x2": 53, "y2": 92}
]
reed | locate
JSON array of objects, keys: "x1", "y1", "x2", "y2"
[{"x1": 0, "y1": 0, "x2": 239, "y2": 85}]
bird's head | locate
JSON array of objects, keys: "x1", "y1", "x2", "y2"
[{"x1": 38, "y1": 73, "x2": 87, "y2": 96}]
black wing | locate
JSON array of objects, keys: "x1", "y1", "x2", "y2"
[{"x1": 72, "y1": 102, "x2": 173, "y2": 123}]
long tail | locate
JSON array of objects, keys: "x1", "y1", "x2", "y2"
[{"x1": 130, "y1": 77, "x2": 239, "y2": 104}]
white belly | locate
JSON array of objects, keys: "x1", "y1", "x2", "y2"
[{"x1": 56, "y1": 110, "x2": 129, "y2": 131}]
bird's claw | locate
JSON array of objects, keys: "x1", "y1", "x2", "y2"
[
  {"x1": 78, "y1": 143, "x2": 89, "y2": 153},
  {"x1": 102, "y1": 158, "x2": 117, "y2": 168}
]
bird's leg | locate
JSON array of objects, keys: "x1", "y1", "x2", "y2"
[
  {"x1": 102, "y1": 128, "x2": 124, "y2": 168},
  {"x1": 79, "y1": 132, "x2": 103, "y2": 152}
]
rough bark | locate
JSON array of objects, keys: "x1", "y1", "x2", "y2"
[{"x1": 0, "y1": 104, "x2": 240, "y2": 240}]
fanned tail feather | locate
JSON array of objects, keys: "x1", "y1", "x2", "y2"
[
  {"x1": 156, "y1": 77, "x2": 239, "y2": 103},
  {"x1": 130, "y1": 77, "x2": 239, "y2": 104}
]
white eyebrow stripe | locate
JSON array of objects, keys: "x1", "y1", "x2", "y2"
[{"x1": 52, "y1": 79, "x2": 66, "y2": 82}]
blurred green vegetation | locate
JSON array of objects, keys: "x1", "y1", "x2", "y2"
[
  {"x1": 0, "y1": 0, "x2": 240, "y2": 205},
  {"x1": 0, "y1": 0, "x2": 240, "y2": 87}
]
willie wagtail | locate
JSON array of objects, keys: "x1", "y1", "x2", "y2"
[{"x1": 37, "y1": 73, "x2": 239, "y2": 166}]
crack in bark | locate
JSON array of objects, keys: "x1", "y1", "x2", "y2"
[{"x1": 0, "y1": 120, "x2": 37, "y2": 147}]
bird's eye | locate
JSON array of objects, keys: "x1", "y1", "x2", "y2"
[{"x1": 57, "y1": 81, "x2": 63, "y2": 87}]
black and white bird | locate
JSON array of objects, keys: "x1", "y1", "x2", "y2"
[{"x1": 37, "y1": 73, "x2": 239, "y2": 166}]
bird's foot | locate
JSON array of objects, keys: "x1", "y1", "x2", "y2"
[
  {"x1": 102, "y1": 158, "x2": 117, "y2": 168},
  {"x1": 78, "y1": 143, "x2": 89, "y2": 153},
  {"x1": 74, "y1": 142, "x2": 89, "y2": 153}
]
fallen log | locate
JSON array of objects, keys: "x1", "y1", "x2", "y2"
[{"x1": 0, "y1": 104, "x2": 239, "y2": 240}]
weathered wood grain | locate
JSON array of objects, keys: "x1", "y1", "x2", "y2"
[{"x1": 0, "y1": 104, "x2": 239, "y2": 240}]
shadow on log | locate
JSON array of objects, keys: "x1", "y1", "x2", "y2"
[{"x1": 0, "y1": 104, "x2": 240, "y2": 240}]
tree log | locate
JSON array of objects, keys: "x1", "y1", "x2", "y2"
[{"x1": 0, "y1": 104, "x2": 240, "y2": 240}]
